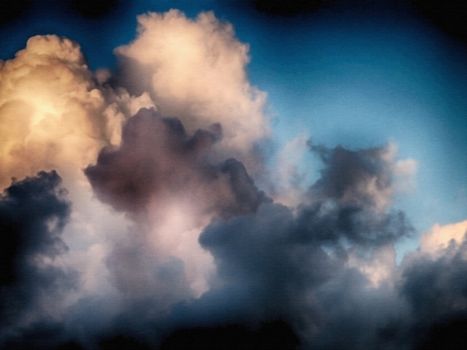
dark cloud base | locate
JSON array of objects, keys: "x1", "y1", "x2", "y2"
[
  {"x1": 0, "y1": 133, "x2": 467, "y2": 349},
  {"x1": 0, "y1": 171, "x2": 77, "y2": 349}
]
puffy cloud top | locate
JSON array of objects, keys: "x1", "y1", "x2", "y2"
[
  {"x1": 0, "y1": 35, "x2": 105, "y2": 188},
  {"x1": 116, "y1": 10, "x2": 268, "y2": 159}
]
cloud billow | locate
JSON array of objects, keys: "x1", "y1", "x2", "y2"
[
  {"x1": 0, "y1": 8, "x2": 466, "y2": 350},
  {"x1": 85, "y1": 107, "x2": 264, "y2": 217},
  {"x1": 0, "y1": 171, "x2": 76, "y2": 348},
  {"x1": 194, "y1": 143, "x2": 413, "y2": 349}
]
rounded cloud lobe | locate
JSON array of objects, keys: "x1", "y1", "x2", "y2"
[
  {"x1": 0, "y1": 35, "x2": 105, "y2": 186},
  {"x1": 0, "y1": 9, "x2": 466, "y2": 350},
  {"x1": 116, "y1": 10, "x2": 268, "y2": 162}
]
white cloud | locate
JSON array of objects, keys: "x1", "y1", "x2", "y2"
[{"x1": 116, "y1": 10, "x2": 269, "y2": 163}]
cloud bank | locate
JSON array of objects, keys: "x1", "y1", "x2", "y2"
[{"x1": 0, "y1": 9, "x2": 466, "y2": 350}]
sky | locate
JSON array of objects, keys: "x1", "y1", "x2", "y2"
[{"x1": 0, "y1": 1, "x2": 467, "y2": 349}]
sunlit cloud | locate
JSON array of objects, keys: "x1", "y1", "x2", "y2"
[{"x1": 0, "y1": 6, "x2": 466, "y2": 350}]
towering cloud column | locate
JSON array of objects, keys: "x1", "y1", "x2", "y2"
[{"x1": 116, "y1": 10, "x2": 269, "y2": 165}]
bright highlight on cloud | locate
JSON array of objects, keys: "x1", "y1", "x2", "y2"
[
  {"x1": 0, "y1": 9, "x2": 466, "y2": 350},
  {"x1": 421, "y1": 219, "x2": 467, "y2": 255},
  {"x1": 0, "y1": 35, "x2": 153, "y2": 188},
  {"x1": 0, "y1": 35, "x2": 104, "y2": 187}
]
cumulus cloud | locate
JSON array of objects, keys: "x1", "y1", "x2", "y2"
[
  {"x1": 116, "y1": 10, "x2": 268, "y2": 163},
  {"x1": 191, "y1": 143, "x2": 413, "y2": 348},
  {"x1": 85, "y1": 107, "x2": 265, "y2": 296},
  {"x1": 0, "y1": 34, "x2": 155, "y2": 189},
  {"x1": 0, "y1": 30, "x2": 153, "y2": 299},
  {"x1": 0, "y1": 8, "x2": 466, "y2": 350},
  {"x1": 0, "y1": 33, "x2": 154, "y2": 348},
  {"x1": 1, "y1": 12, "x2": 270, "y2": 346},
  {"x1": 85, "y1": 108, "x2": 263, "y2": 215},
  {"x1": 0, "y1": 35, "x2": 102, "y2": 187}
]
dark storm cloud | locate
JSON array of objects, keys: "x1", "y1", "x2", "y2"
[
  {"x1": 199, "y1": 202, "x2": 337, "y2": 317},
  {"x1": 2, "y1": 141, "x2": 465, "y2": 350},
  {"x1": 2, "y1": 136, "x2": 462, "y2": 350},
  {"x1": 161, "y1": 143, "x2": 412, "y2": 349},
  {"x1": 196, "y1": 207, "x2": 405, "y2": 349},
  {"x1": 85, "y1": 107, "x2": 265, "y2": 216},
  {"x1": 0, "y1": 171, "x2": 69, "y2": 284},
  {"x1": 400, "y1": 237, "x2": 467, "y2": 350},
  {"x1": 0, "y1": 171, "x2": 76, "y2": 348},
  {"x1": 83, "y1": 139, "x2": 418, "y2": 349}
]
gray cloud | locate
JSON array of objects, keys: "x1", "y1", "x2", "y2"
[
  {"x1": 79, "y1": 108, "x2": 268, "y2": 344},
  {"x1": 85, "y1": 107, "x2": 264, "y2": 217},
  {"x1": 0, "y1": 171, "x2": 77, "y2": 348},
  {"x1": 400, "y1": 237, "x2": 467, "y2": 350},
  {"x1": 158, "y1": 143, "x2": 414, "y2": 349},
  {"x1": 2, "y1": 140, "x2": 465, "y2": 350}
]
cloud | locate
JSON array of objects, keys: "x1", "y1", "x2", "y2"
[
  {"x1": 400, "y1": 229, "x2": 467, "y2": 349},
  {"x1": 190, "y1": 143, "x2": 466, "y2": 350},
  {"x1": 85, "y1": 107, "x2": 265, "y2": 298},
  {"x1": 0, "y1": 33, "x2": 152, "y2": 315},
  {"x1": 270, "y1": 133, "x2": 310, "y2": 207},
  {"x1": 116, "y1": 10, "x2": 269, "y2": 162},
  {"x1": 421, "y1": 219, "x2": 467, "y2": 255},
  {"x1": 0, "y1": 171, "x2": 76, "y2": 346},
  {"x1": 0, "y1": 35, "x2": 103, "y2": 188},
  {"x1": 0, "y1": 13, "x2": 271, "y2": 345},
  {"x1": 308, "y1": 142, "x2": 411, "y2": 211},
  {"x1": 302, "y1": 142, "x2": 413, "y2": 246},
  {"x1": 0, "y1": 9, "x2": 465, "y2": 350},
  {"x1": 80, "y1": 111, "x2": 417, "y2": 349},
  {"x1": 0, "y1": 34, "x2": 153, "y2": 189},
  {"x1": 192, "y1": 143, "x2": 413, "y2": 348}
]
